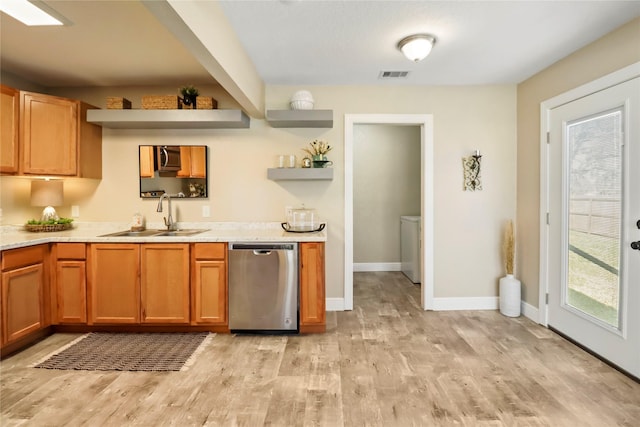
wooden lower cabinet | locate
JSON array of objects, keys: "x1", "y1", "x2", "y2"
[
  {"x1": 191, "y1": 243, "x2": 227, "y2": 327},
  {"x1": 88, "y1": 244, "x2": 140, "y2": 324},
  {"x1": 140, "y1": 244, "x2": 190, "y2": 324},
  {"x1": 0, "y1": 239, "x2": 325, "y2": 348},
  {"x1": 53, "y1": 243, "x2": 87, "y2": 324},
  {"x1": 299, "y1": 242, "x2": 326, "y2": 333},
  {"x1": 1, "y1": 245, "x2": 47, "y2": 346},
  {"x1": 88, "y1": 243, "x2": 191, "y2": 325}
]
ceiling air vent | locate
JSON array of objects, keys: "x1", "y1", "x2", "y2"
[{"x1": 379, "y1": 71, "x2": 409, "y2": 79}]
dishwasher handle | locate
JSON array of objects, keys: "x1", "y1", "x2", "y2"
[
  {"x1": 253, "y1": 250, "x2": 272, "y2": 256},
  {"x1": 230, "y1": 243, "x2": 296, "y2": 251}
]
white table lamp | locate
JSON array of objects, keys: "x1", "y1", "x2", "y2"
[{"x1": 31, "y1": 179, "x2": 63, "y2": 221}]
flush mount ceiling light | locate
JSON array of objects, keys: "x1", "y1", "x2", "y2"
[
  {"x1": 397, "y1": 34, "x2": 436, "y2": 62},
  {"x1": 0, "y1": 0, "x2": 68, "y2": 26}
]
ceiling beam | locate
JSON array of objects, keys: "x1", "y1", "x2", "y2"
[{"x1": 143, "y1": 0, "x2": 264, "y2": 119}]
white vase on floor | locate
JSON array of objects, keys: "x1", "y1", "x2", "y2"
[{"x1": 499, "y1": 274, "x2": 521, "y2": 317}]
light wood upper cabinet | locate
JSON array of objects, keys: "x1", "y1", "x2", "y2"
[
  {"x1": 53, "y1": 243, "x2": 87, "y2": 324},
  {"x1": 88, "y1": 244, "x2": 140, "y2": 324},
  {"x1": 140, "y1": 244, "x2": 190, "y2": 324},
  {"x1": 191, "y1": 243, "x2": 227, "y2": 327},
  {"x1": 299, "y1": 242, "x2": 326, "y2": 333},
  {"x1": 0, "y1": 85, "x2": 19, "y2": 174},
  {"x1": 139, "y1": 145, "x2": 155, "y2": 178},
  {"x1": 1, "y1": 245, "x2": 48, "y2": 346},
  {"x1": 20, "y1": 91, "x2": 102, "y2": 178},
  {"x1": 177, "y1": 146, "x2": 206, "y2": 178}
]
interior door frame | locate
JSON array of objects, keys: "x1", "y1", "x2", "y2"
[
  {"x1": 539, "y1": 61, "x2": 640, "y2": 326},
  {"x1": 344, "y1": 114, "x2": 434, "y2": 311}
]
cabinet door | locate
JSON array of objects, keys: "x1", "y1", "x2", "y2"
[
  {"x1": 299, "y1": 242, "x2": 326, "y2": 333},
  {"x1": 189, "y1": 146, "x2": 206, "y2": 178},
  {"x1": 192, "y1": 260, "x2": 227, "y2": 325},
  {"x1": 88, "y1": 244, "x2": 140, "y2": 324},
  {"x1": 56, "y1": 260, "x2": 87, "y2": 324},
  {"x1": 139, "y1": 145, "x2": 155, "y2": 178},
  {"x1": 176, "y1": 146, "x2": 192, "y2": 178},
  {"x1": 21, "y1": 91, "x2": 78, "y2": 176},
  {"x1": 1, "y1": 85, "x2": 19, "y2": 174},
  {"x1": 177, "y1": 146, "x2": 206, "y2": 178},
  {"x1": 2, "y1": 263, "x2": 43, "y2": 344},
  {"x1": 140, "y1": 244, "x2": 190, "y2": 324}
]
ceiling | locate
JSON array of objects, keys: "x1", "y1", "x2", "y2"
[{"x1": 1, "y1": 1, "x2": 639, "y2": 89}]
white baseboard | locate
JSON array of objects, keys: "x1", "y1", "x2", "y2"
[
  {"x1": 432, "y1": 296, "x2": 499, "y2": 311},
  {"x1": 326, "y1": 298, "x2": 345, "y2": 311},
  {"x1": 328, "y1": 296, "x2": 540, "y2": 318},
  {"x1": 353, "y1": 262, "x2": 401, "y2": 272},
  {"x1": 521, "y1": 301, "x2": 539, "y2": 322}
]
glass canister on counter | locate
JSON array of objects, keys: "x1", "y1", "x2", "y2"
[{"x1": 282, "y1": 206, "x2": 325, "y2": 232}]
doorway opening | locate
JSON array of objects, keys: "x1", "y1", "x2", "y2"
[{"x1": 344, "y1": 114, "x2": 434, "y2": 310}]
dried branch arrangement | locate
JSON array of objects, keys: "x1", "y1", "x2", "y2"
[{"x1": 502, "y1": 220, "x2": 515, "y2": 275}]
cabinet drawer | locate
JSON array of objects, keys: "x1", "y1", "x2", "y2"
[
  {"x1": 193, "y1": 243, "x2": 226, "y2": 260},
  {"x1": 2, "y1": 245, "x2": 46, "y2": 271},
  {"x1": 56, "y1": 243, "x2": 86, "y2": 260}
]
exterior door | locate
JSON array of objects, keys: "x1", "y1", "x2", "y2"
[{"x1": 548, "y1": 77, "x2": 640, "y2": 378}]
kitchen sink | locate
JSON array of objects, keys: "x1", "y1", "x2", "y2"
[
  {"x1": 99, "y1": 229, "x2": 208, "y2": 237},
  {"x1": 155, "y1": 229, "x2": 209, "y2": 237},
  {"x1": 99, "y1": 229, "x2": 164, "y2": 237}
]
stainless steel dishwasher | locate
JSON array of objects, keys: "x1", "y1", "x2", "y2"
[{"x1": 228, "y1": 242, "x2": 298, "y2": 333}]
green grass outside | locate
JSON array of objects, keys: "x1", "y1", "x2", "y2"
[
  {"x1": 567, "y1": 288, "x2": 619, "y2": 327},
  {"x1": 568, "y1": 230, "x2": 620, "y2": 327}
]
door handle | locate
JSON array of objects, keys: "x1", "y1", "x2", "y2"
[
  {"x1": 637, "y1": 219, "x2": 640, "y2": 229},
  {"x1": 632, "y1": 241, "x2": 640, "y2": 250}
]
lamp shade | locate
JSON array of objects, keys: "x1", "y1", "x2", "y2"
[
  {"x1": 31, "y1": 179, "x2": 63, "y2": 207},
  {"x1": 398, "y1": 34, "x2": 435, "y2": 62}
]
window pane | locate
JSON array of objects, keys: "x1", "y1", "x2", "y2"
[{"x1": 566, "y1": 109, "x2": 622, "y2": 328}]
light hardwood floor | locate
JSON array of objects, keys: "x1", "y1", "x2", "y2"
[{"x1": 1, "y1": 271, "x2": 639, "y2": 426}]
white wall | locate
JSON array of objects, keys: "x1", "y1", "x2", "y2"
[
  {"x1": 2, "y1": 83, "x2": 517, "y2": 305},
  {"x1": 353, "y1": 124, "x2": 420, "y2": 264}
]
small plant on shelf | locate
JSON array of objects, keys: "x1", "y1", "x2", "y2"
[
  {"x1": 302, "y1": 140, "x2": 332, "y2": 159},
  {"x1": 179, "y1": 85, "x2": 199, "y2": 108},
  {"x1": 179, "y1": 85, "x2": 199, "y2": 97}
]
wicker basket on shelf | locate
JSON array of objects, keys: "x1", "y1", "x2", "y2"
[
  {"x1": 106, "y1": 97, "x2": 132, "y2": 109},
  {"x1": 24, "y1": 223, "x2": 73, "y2": 232},
  {"x1": 180, "y1": 96, "x2": 218, "y2": 110},
  {"x1": 142, "y1": 95, "x2": 181, "y2": 110}
]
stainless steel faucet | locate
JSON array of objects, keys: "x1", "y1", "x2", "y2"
[{"x1": 156, "y1": 193, "x2": 176, "y2": 231}]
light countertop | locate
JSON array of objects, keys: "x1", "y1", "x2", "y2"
[{"x1": 0, "y1": 222, "x2": 327, "y2": 251}]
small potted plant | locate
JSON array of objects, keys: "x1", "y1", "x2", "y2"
[
  {"x1": 302, "y1": 140, "x2": 333, "y2": 168},
  {"x1": 179, "y1": 85, "x2": 199, "y2": 108}
]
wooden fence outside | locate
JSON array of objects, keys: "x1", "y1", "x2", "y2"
[{"x1": 569, "y1": 197, "x2": 620, "y2": 239}]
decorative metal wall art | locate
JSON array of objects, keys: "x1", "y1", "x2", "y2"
[{"x1": 463, "y1": 150, "x2": 482, "y2": 191}]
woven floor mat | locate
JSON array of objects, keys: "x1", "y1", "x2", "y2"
[{"x1": 33, "y1": 332, "x2": 213, "y2": 372}]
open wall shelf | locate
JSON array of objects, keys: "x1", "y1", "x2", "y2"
[
  {"x1": 87, "y1": 109, "x2": 250, "y2": 129},
  {"x1": 266, "y1": 110, "x2": 333, "y2": 128},
  {"x1": 267, "y1": 168, "x2": 333, "y2": 181}
]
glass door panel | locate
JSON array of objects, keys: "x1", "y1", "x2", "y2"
[{"x1": 566, "y1": 109, "x2": 622, "y2": 328}]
